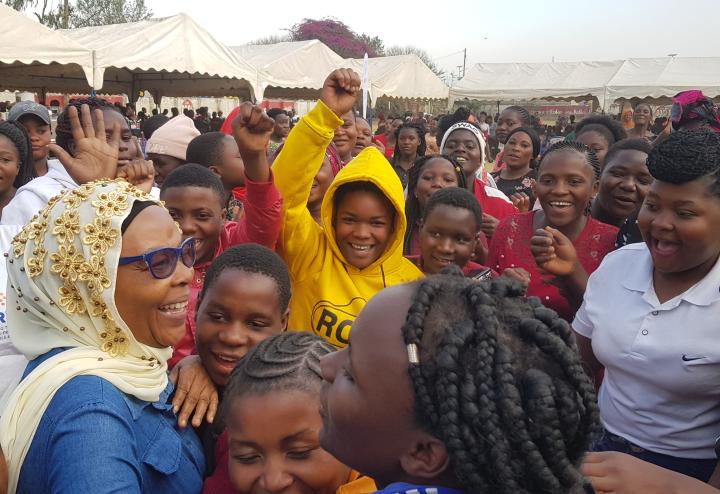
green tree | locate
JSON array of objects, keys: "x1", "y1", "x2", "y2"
[
  {"x1": 248, "y1": 33, "x2": 292, "y2": 45},
  {"x1": 385, "y1": 45, "x2": 444, "y2": 77},
  {"x1": 69, "y1": 0, "x2": 152, "y2": 28}
]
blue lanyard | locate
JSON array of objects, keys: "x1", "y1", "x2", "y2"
[{"x1": 374, "y1": 483, "x2": 463, "y2": 494}]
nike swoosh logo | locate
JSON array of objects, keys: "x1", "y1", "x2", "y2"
[{"x1": 682, "y1": 355, "x2": 706, "y2": 362}]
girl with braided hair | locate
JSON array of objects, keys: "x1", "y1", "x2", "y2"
[
  {"x1": 319, "y1": 272, "x2": 599, "y2": 494},
  {"x1": 573, "y1": 128, "x2": 720, "y2": 482},
  {"x1": 204, "y1": 332, "x2": 375, "y2": 494},
  {"x1": 0, "y1": 121, "x2": 34, "y2": 219},
  {"x1": 574, "y1": 115, "x2": 627, "y2": 169},
  {"x1": 487, "y1": 141, "x2": 618, "y2": 322},
  {"x1": 391, "y1": 123, "x2": 427, "y2": 188},
  {"x1": 491, "y1": 105, "x2": 532, "y2": 173}
]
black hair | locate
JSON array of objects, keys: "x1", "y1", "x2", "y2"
[
  {"x1": 267, "y1": 108, "x2": 287, "y2": 121},
  {"x1": 506, "y1": 126, "x2": 541, "y2": 169},
  {"x1": 333, "y1": 181, "x2": 396, "y2": 222},
  {"x1": 633, "y1": 102, "x2": 653, "y2": 118},
  {"x1": 603, "y1": 138, "x2": 652, "y2": 169},
  {"x1": 0, "y1": 121, "x2": 34, "y2": 187},
  {"x1": 436, "y1": 110, "x2": 482, "y2": 148},
  {"x1": 55, "y1": 98, "x2": 121, "y2": 153},
  {"x1": 502, "y1": 105, "x2": 532, "y2": 125},
  {"x1": 402, "y1": 271, "x2": 599, "y2": 493},
  {"x1": 220, "y1": 332, "x2": 333, "y2": 424},
  {"x1": 393, "y1": 123, "x2": 427, "y2": 159},
  {"x1": 647, "y1": 128, "x2": 720, "y2": 196},
  {"x1": 540, "y1": 140, "x2": 601, "y2": 180},
  {"x1": 186, "y1": 132, "x2": 228, "y2": 168},
  {"x1": 404, "y1": 155, "x2": 467, "y2": 254},
  {"x1": 575, "y1": 115, "x2": 627, "y2": 148},
  {"x1": 160, "y1": 163, "x2": 227, "y2": 206},
  {"x1": 198, "y1": 243, "x2": 292, "y2": 314},
  {"x1": 422, "y1": 186, "x2": 482, "y2": 231},
  {"x1": 141, "y1": 114, "x2": 170, "y2": 140}
]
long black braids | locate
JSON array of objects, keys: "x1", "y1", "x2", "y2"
[
  {"x1": 220, "y1": 332, "x2": 334, "y2": 420},
  {"x1": 401, "y1": 269, "x2": 600, "y2": 493},
  {"x1": 403, "y1": 154, "x2": 467, "y2": 254},
  {"x1": 0, "y1": 120, "x2": 35, "y2": 187},
  {"x1": 55, "y1": 97, "x2": 121, "y2": 153},
  {"x1": 392, "y1": 122, "x2": 427, "y2": 160},
  {"x1": 503, "y1": 105, "x2": 532, "y2": 126}
]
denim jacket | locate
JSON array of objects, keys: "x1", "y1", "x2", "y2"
[{"x1": 17, "y1": 348, "x2": 205, "y2": 493}]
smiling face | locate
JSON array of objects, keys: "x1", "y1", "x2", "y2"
[
  {"x1": 115, "y1": 205, "x2": 192, "y2": 348},
  {"x1": 333, "y1": 111, "x2": 358, "y2": 160},
  {"x1": 495, "y1": 109, "x2": 524, "y2": 144},
  {"x1": 227, "y1": 390, "x2": 352, "y2": 494},
  {"x1": 633, "y1": 104, "x2": 652, "y2": 127},
  {"x1": 414, "y1": 158, "x2": 460, "y2": 210},
  {"x1": 419, "y1": 205, "x2": 478, "y2": 274},
  {"x1": 333, "y1": 190, "x2": 394, "y2": 270},
  {"x1": 319, "y1": 283, "x2": 438, "y2": 485},
  {"x1": 503, "y1": 131, "x2": 534, "y2": 171},
  {"x1": 638, "y1": 177, "x2": 720, "y2": 276},
  {"x1": 162, "y1": 186, "x2": 225, "y2": 265},
  {"x1": 536, "y1": 150, "x2": 598, "y2": 230},
  {"x1": 597, "y1": 149, "x2": 652, "y2": 224},
  {"x1": 18, "y1": 115, "x2": 50, "y2": 163},
  {"x1": 442, "y1": 129, "x2": 482, "y2": 180},
  {"x1": 354, "y1": 119, "x2": 372, "y2": 156},
  {"x1": 196, "y1": 269, "x2": 287, "y2": 387},
  {"x1": 0, "y1": 135, "x2": 20, "y2": 195}
]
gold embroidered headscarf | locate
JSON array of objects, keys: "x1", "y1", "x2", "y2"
[{"x1": 0, "y1": 179, "x2": 175, "y2": 492}]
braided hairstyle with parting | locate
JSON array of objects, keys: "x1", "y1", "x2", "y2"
[
  {"x1": 575, "y1": 115, "x2": 627, "y2": 148},
  {"x1": 55, "y1": 97, "x2": 122, "y2": 153},
  {"x1": 393, "y1": 122, "x2": 427, "y2": 159},
  {"x1": 404, "y1": 155, "x2": 467, "y2": 254},
  {"x1": 646, "y1": 127, "x2": 720, "y2": 194},
  {"x1": 502, "y1": 105, "x2": 532, "y2": 126},
  {"x1": 539, "y1": 140, "x2": 601, "y2": 180},
  {"x1": 220, "y1": 332, "x2": 334, "y2": 419},
  {"x1": 0, "y1": 120, "x2": 35, "y2": 187},
  {"x1": 401, "y1": 269, "x2": 600, "y2": 494}
]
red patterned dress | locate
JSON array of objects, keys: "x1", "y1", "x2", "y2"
[{"x1": 487, "y1": 211, "x2": 618, "y2": 321}]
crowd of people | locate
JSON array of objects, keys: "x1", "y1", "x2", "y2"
[{"x1": 0, "y1": 69, "x2": 718, "y2": 493}]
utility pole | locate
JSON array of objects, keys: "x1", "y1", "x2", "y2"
[
  {"x1": 63, "y1": 0, "x2": 69, "y2": 28},
  {"x1": 463, "y1": 48, "x2": 467, "y2": 78}
]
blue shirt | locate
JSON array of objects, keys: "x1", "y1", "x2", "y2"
[
  {"x1": 374, "y1": 483, "x2": 463, "y2": 494},
  {"x1": 17, "y1": 348, "x2": 205, "y2": 494}
]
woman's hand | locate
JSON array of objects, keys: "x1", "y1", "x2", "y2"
[
  {"x1": 501, "y1": 267, "x2": 531, "y2": 289},
  {"x1": 169, "y1": 355, "x2": 219, "y2": 429},
  {"x1": 48, "y1": 104, "x2": 120, "y2": 185},
  {"x1": 582, "y1": 452, "x2": 720, "y2": 494},
  {"x1": 321, "y1": 69, "x2": 361, "y2": 118},
  {"x1": 510, "y1": 192, "x2": 531, "y2": 212},
  {"x1": 372, "y1": 139, "x2": 386, "y2": 156},
  {"x1": 231, "y1": 102, "x2": 273, "y2": 182},
  {"x1": 480, "y1": 213, "x2": 499, "y2": 239},
  {"x1": 116, "y1": 138, "x2": 154, "y2": 193},
  {"x1": 530, "y1": 226, "x2": 579, "y2": 276}
]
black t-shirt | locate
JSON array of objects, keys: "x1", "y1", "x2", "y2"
[{"x1": 492, "y1": 169, "x2": 537, "y2": 206}]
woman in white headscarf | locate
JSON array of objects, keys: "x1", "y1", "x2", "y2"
[{"x1": 0, "y1": 178, "x2": 204, "y2": 493}]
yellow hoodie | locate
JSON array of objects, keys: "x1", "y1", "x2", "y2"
[{"x1": 274, "y1": 100, "x2": 422, "y2": 347}]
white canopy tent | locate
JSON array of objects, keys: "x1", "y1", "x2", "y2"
[
  {"x1": 61, "y1": 14, "x2": 261, "y2": 101},
  {"x1": 605, "y1": 57, "x2": 720, "y2": 101},
  {"x1": 449, "y1": 61, "x2": 624, "y2": 108},
  {"x1": 231, "y1": 40, "x2": 344, "y2": 100},
  {"x1": 0, "y1": 4, "x2": 97, "y2": 94},
  {"x1": 346, "y1": 54, "x2": 449, "y2": 101}
]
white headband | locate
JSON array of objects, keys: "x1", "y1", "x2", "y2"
[{"x1": 439, "y1": 122, "x2": 486, "y2": 164}]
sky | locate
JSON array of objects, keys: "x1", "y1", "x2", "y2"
[{"x1": 148, "y1": 0, "x2": 719, "y2": 80}]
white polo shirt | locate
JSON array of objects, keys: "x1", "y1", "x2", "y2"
[{"x1": 573, "y1": 243, "x2": 720, "y2": 459}]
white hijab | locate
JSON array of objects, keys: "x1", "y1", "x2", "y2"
[{"x1": 0, "y1": 179, "x2": 173, "y2": 492}]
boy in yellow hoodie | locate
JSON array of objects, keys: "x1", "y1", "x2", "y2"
[{"x1": 256, "y1": 69, "x2": 422, "y2": 347}]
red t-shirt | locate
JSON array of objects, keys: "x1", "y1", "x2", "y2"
[
  {"x1": 374, "y1": 134, "x2": 395, "y2": 159},
  {"x1": 472, "y1": 177, "x2": 518, "y2": 221},
  {"x1": 487, "y1": 211, "x2": 618, "y2": 321}
]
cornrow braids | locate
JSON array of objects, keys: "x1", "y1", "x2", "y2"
[
  {"x1": 575, "y1": 115, "x2": 627, "y2": 147},
  {"x1": 540, "y1": 140, "x2": 601, "y2": 180},
  {"x1": 503, "y1": 105, "x2": 532, "y2": 126},
  {"x1": 221, "y1": 332, "x2": 334, "y2": 418},
  {"x1": 393, "y1": 123, "x2": 427, "y2": 159},
  {"x1": 404, "y1": 155, "x2": 467, "y2": 254},
  {"x1": 647, "y1": 128, "x2": 720, "y2": 195},
  {"x1": 55, "y1": 98, "x2": 121, "y2": 153},
  {"x1": 0, "y1": 121, "x2": 34, "y2": 187},
  {"x1": 198, "y1": 243, "x2": 292, "y2": 314},
  {"x1": 422, "y1": 187, "x2": 482, "y2": 231},
  {"x1": 402, "y1": 270, "x2": 600, "y2": 494}
]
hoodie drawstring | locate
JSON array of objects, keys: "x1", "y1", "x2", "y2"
[{"x1": 381, "y1": 265, "x2": 387, "y2": 288}]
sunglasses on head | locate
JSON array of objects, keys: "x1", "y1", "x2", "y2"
[{"x1": 119, "y1": 237, "x2": 195, "y2": 279}]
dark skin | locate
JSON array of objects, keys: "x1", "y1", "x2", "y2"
[
  {"x1": 627, "y1": 103, "x2": 653, "y2": 139},
  {"x1": 591, "y1": 149, "x2": 652, "y2": 227},
  {"x1": 319, "y1": 284, "x2": 454, "y2": 489},
  {"x1": 394, "y1": 127, "x2": 421, "y2": 172}
]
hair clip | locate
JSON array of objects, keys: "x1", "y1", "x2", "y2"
[{"x1": 407, "y1": 343, "x2": 420, "y2": 364}]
